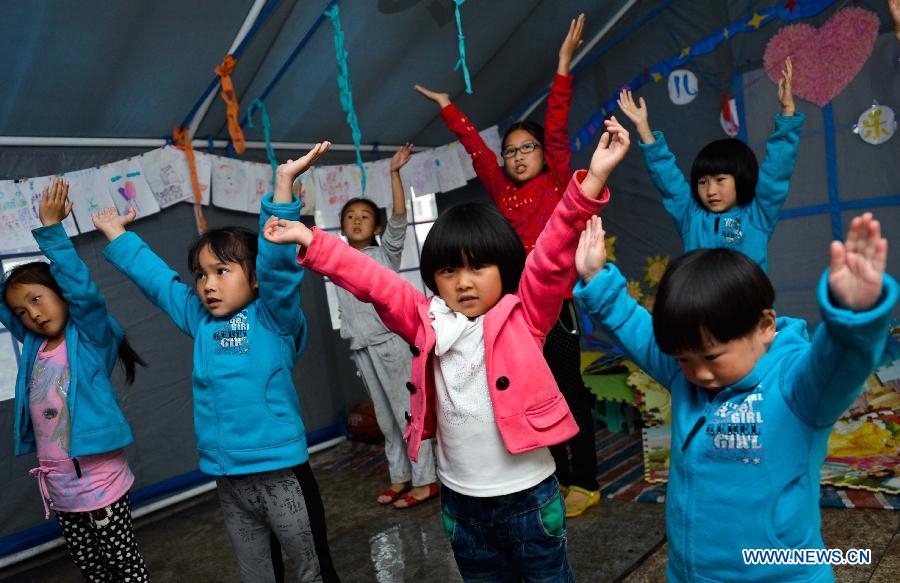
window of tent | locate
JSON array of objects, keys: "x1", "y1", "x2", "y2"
[{"x1": 0, "y1": 253, "x2": 46, "y2": 401}]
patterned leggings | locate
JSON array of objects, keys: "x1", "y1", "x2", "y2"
[{"x1": 55, "y1": 494, "x2": 150, "y2": 582}]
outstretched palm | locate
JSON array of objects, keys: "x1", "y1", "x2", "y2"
[
  {"x1": 276, "y1": 141, "x2": 332, "y2": 183},
  {"x1": 828, "y1": 213, "x2": 887, "y2": 311},
  {"x1": 576, "y1": 216, "x2": 607, "y2": 282}
]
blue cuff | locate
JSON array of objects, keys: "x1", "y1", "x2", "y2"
[
  {"x1": 775, "y1": 111, "x2": 805, "y2": 127},
  {"x1": 261, "y1": 193, "x2": 302, "y2": 220},
  {"x1": 31, "y1": 222, "x2": 68, "y2": 247},
  {"x1": 817, "y1": 269, "x2": 898, "y2": 346}
]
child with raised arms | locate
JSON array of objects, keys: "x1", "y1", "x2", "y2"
[
  {"x1": 263, "y1": 119, "x2": 630, "y2": 581},
  {"x1": 93, "y1": 144, "x2": 339, "y2": 583},
  {"x1": 1, "y1": 179, "x2": 149, "y2": 581}
]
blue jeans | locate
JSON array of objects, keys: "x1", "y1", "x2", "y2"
[{"x1": 440, "y1": 474, "x2": 575, "y2": 582}]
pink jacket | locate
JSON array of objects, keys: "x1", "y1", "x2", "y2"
[{"x1": 299, "y1": 170, "x2": 608, "y2": 461}]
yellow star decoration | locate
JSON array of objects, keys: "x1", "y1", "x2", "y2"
[
  {"x1": 746, "y1": 12, "x2": 768, "y2": 29},
  {"x1": 651, "y1": 72, "x2": 664, "y2": 83},
  {"x1": 604, "y1": 234, "x2": 617, "y2": 263},
  {"x1": 722, "y1": 27, "x2": 730, "y2": 39},
  {"x1": 626, "y1": 280, "x2": 643, "y2": 301},
  {"x1": 679, "y1": 46, "x2": 691, "y2": 59},
  {"x1": 643, "y1": 254, "x2": 669, "y2": 288}
]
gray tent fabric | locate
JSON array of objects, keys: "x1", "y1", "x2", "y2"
[{"x1": 1, "y1": 0, "x2": 898, "y2": 556}]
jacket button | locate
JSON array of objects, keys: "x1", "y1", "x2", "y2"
[
  {"x1": 496, "y1": 376, "x2": 510, "y2": 390},
  {"x1": 409, "y1": 345, "x2": 420, "y2": 356},
  {"x1": 404, "y1": 411, "x2": 412, "y2": 422},
  {"x1": 406, "y1": 382, "x2": 416, "y2": 394}
]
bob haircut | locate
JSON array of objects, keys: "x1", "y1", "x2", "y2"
[
  {"x1": 3, "y1": 261, "x2": 147, "y2": 384},
  {"x1": 188, "y1": 227, "x2": 259, "y2": 290},
  {"x1": 420, "y1": 202, "x2": 526, "y2": 297},
  {"x1": 339, "y1": 198, "x2": 386, "y2": 245},
  {"x1": 652, "y1": 248, "x2": 775, "y2": 355},
  {"x1": 690, "y1": 138, "x2": 759, "y2": 207}
]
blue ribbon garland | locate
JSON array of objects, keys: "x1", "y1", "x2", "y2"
[
  {"x1": 570, "y1": 0, "x2": 841, "y2": 153},
  {"x1": 325, "y1": 3, "x2": 367, "y2": 192},
  {"x1": 453, "y1": 0, "x2": 473, "y2": 94},
  {"x1": 247, "y1": 99, "x2": 278, "y2": 186}
]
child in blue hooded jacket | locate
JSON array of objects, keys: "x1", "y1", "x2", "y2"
[
  {"x1": 573, "y1": 210, "x2": 896, "y2": 582},
  {"x1": 2, "y1": 179, "x2": 149, "y2": 581},
  {"x1": 93, "y1": 143, "x2": 339, "y2": 583},
  {"x1": 617, "y1": 58, "x2": 804, "y2": 271}
]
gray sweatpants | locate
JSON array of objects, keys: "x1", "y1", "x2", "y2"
[
  {"x1": 351, "y1": 336, "x2": 436, "y2": 487},
  {"x1": 217, "y1": 463, "x2": 339, "y2": 583}
]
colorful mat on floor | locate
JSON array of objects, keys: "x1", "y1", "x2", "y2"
[{"x1": 326, "y1": 430, "x2": 899, "y2": 510}]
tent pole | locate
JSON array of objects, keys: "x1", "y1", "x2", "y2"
[
  {"x1": 185, "y1": 0, "x2": 269, "y2": 139},
  {"x1": 516, "y1": 0, "x2": 638, "y2": 122},
  {"x1": 0, "y1": 136, "x2": 423, "y2": 152}
]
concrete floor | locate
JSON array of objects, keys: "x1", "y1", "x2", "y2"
[{"x1": 2, "y1": 439, "x2": 898, "y2": 582}]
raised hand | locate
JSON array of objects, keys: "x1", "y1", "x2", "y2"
[
  {"x1": 890, "y1": 0, "x2": 900, "y2": 41},
  {"x1": 828, "y1": 213, "x2": 887, "y2": 312},
  {"x1": 581, "y1": 116, "x2": 631, "y2": 197},
  {"x1": 414, "y1": 85, "x2": 451, "y2": 108},
  {"x1": 616, "y1": 89, "x2": 654, "y2": 144},
  {"x1": 275, "y1": 142, "x2": 332, "y2": 199},
  {"x1": 92, "y1": 206, "x2": 136, "y2": 241},
  {"x1": 391, "y1": 143, "x2": 414, "y2": 172},
  {"x1": 558, "y1": 13, "x2": 585, "y2": 76},
  {"x1": 39, "y1": 178, "x2": 73, "y2": 227},
  {"x1": 263, "y1": 216, "x2": 314, "y2": 248},
  {"x1": 576, "y1": 215, "x2": 608, "y2": 283},
  {"x1": 777, "y1": 57, "x2": 795, "y2": 116}
]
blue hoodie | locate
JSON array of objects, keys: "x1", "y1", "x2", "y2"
[
  {"x1": 638, "y1": 113, "x2": 805, "y2": 271},
  {"x1": 103, "y1": 194, "x2": 308, "y2": 476},
  {"x1": 1, "y1": 223, "x2": 133, "y2": 458},
  {"x1": 574, "y1": 263, "x2": 897, "y2": 583}
]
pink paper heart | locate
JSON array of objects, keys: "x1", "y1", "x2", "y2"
[
  {"x1": 763, "y1": 8, "x2": 879, "y2": 108},
  {"x1": 118, "y1": 181, "x2": 137, "y2": 201}
]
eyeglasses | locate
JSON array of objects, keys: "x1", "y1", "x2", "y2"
[{"x1": 501, "y1": 142, "x2": 542, "y2": 159}]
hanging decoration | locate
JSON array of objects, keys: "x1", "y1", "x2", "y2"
[
  {"x1": 453, "y1": 0, "x2": 473, "y2": 94},
  {"x1": 172, "y1": 126, "x2": 209, "y2": 233},
  {"x1": 853, "y1": 102, "x2": 895, "y2": 146},
  {"x1": 720, "y1": 94, "x2": 740, "y2": 137},
  {"x1": 215, "y1": 55, "x2": 247, "y2": 155},
  {"x1": 571, "y1": 0, "x2": 843, "y2": 152},
  {"x1": 247, "y1": 99, "x2": 278, "y2": 185},
  {"x1": 324, "y1": 3, "x2": 367, "y2": 192},
  {"x1": 667, "y1": 69, "x2": 698, "y2": 105},
  {"x1": 763, "y1": 7, "x2": 879, "y2": 108}
]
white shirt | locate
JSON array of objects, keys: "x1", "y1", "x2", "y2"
[{"x1": 428, "y1": 298, "x2": 555, "y2": 497}]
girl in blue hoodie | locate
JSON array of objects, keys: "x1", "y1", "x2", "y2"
[
  {"x1": 573, "y1": 211, "x2": 896, "y2": 582},
  {"x1": 617, "y1": 58, "x2": 803, "y2": 271},
  {"x1": 93, "y1": 143, "x2": 340, "y2": 583},
  {"x1": 1, "y1": 179, "x2": 149, "y2": 581}
]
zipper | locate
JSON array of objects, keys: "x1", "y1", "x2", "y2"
[
  {"x1": 714, "y1": 217, "x2": 720, "y2": 234},
  {"x1": 682, "y1": 415, "x2": 706, "y2": 451}
]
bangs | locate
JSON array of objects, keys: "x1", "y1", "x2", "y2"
[
  {"x1": 690, "y1": 139, "x2": 759, "y2": 206},
  {"x1": 420, "y1": 203, "x2": 525, "y2": 295},
  {"x1": 653, "y1": 249, "x2": 774, "y2": 355},
  {"x1": 188, "y1": 227, "x2": 258, "y2": 279}
]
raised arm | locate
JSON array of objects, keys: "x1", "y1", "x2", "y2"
[
  {"x1": 784, "y1": 213, "x2": 897, "y2": 426},
  {"x1": 380, "y1": 143, "x2": 413, "y2": 268},
  {"x1": 573, "y1": 216, "x2": 681, "y2": 385},
  {"x1": 542, "y1": 14, "x2": 584, "y2": 183},
  {"x1": 415, "y1": 84, "x2": 512, "y2": 209},
  {"x1": 751, "y1": 59, "x2": 804, "y2": 230},
  {"x1": 96, "y1": 207, "x2": 205, "y2": 337},
  {"x1": 516, "y1": 117, "x2": 626, "y2": 335},
  {"x1": 637, "y1": 130, "x2": 695, "y2": 233},
  {"x1": 263, "y1": 219, "x2": 425, "y2": 345}
]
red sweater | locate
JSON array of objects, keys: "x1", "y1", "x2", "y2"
[{"x1": 439, "y1": 73, "x2": 574, "y2": 253}]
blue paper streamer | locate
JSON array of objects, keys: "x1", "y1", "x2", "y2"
[
  {"x1": 453, "y1": 0, "x2": 473, "y2": 94},
  {"x1": 325, "y1": 3, "x2": 366, "y2": 192},
  {"x1": 247, "y1": 99, "x2": 278, "y2": 186}
]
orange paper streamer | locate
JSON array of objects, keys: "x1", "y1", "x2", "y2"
[{"x1": 215, "y1": 54, "x2": 247, "y2": 155}]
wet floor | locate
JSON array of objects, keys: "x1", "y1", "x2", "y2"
[{"x1": 2, "y1": 439, "x2": 898, "y2": 582}]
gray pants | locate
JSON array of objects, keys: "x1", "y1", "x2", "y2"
[
  {"x1": 217, "y1": 463, "x2": 339, "y2": 583},
  {"x1": 351, "y1": 337, "x2": 436, "y2": 487}
]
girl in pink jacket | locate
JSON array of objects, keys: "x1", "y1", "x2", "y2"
[{"x1": 264, "y1": 119, "x2": 629, "y2": 582}]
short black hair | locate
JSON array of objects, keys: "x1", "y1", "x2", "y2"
[
  {"x1": 690, "y1": 139, "x2": 759, "y2": 207},
  {"x1": 340, "y1": 198, "x2": 385, "y2": 232},
  {"x1": 188, "y1": 227, "x2": 258, "y2": 290},
  {"x1": 503, "y1": 121, "x2": 545, "y2": 149},
  {"x1": 652, "y1": 248, "x2": 774, "y2": 355},
  {"x1": 420, "y1": 202, "x2": 525, "y2": 296}
]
